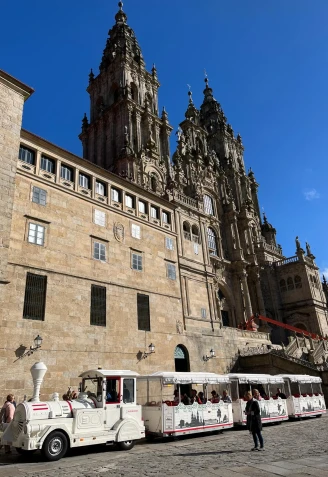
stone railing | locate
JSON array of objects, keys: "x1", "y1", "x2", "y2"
[
  {"x1": 255, "y1": 240, "x2": 282, "y2": 256},
  {"x1": 273, "y1": 256, "x2": 299, "y2": 267},
  {"x1": 284, "y1": 338, "x2": 298, "y2": 356},
  {"x1": 237, "y1": 329, "x2": 270, "y2": 341},
  {"x1": 173, "y1": 191, "x2": 204, "y2": 211}
]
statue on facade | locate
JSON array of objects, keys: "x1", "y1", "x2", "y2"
[
  {"x1": 295, "y1": 236, "x2": 301, "y2": 252},
  {"x1": 306, "y1": 242, "x2": 312, "y2": 256}
]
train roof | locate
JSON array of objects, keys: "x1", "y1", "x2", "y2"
[
  {"x1": 138, "y1": 372, "x2": 230, "y2": 384},
  {"x1": 228, "y1": 373, "x2": 284, "y2": 384},
  {"x1": 79, "y1": 369, "x2": 140, "y2": 378},
  {"x1": 278, "y1": 374, "x2": 322, "y2": 384}
]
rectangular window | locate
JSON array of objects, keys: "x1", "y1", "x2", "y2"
[
  {"x1": 125, "y1": 195, "x2": 134, "y2": 208},
  {"x1": 165, "y1": 237, "x2": 174, "y2": 250},
  {"x1": 94, "y1": 209, "x2": 105, "y2": 227},
  {"x1": 150, "y1": 206, "x2": 158, "y2": 219},
  {"x1": 123, "y1": 378, "x2": 134, "y2": 403},
  {"x1": 167, "y1": 263, "x2": 176, "y2": 280},
  {"x1": 221, "y1": 310, "x2": 229, "y2": 327},
  {"x1": 96, "y1": 181, "x2": 106, "y2": 196},
  {"x1": 132, "y1": 252, "x2": 142, "y2": 271},
  {"x1": 40, "y1": 156, "x2": 55, "y2": 174},
  {"x1": 137, "y1": 294, "x2": 150, "y2": 331},
  {"x1": 19, "y1": 146, "x2": 35, "y2": 165},
  {"x1": 138, "y1": 201, "x2": 146, "y2": 214},
  {"x1": 61, "y1": 165, "x2": 73, "y2": 181},
  {"x1": 32, "y1": 186, "x2": 47, "y2": 206},
  {"x1": 94, "y1": 242, "x2": 106, "y2": 261},
  {"x1": 162, "y1": 211, "x2": 170, "y2": 224},
  {"x1": 194, "y1": 242, "x2": 199, "y2": 255},
  {"x1": 131, "y1": 224, "x2": 141, "y2": 239},
  {"x1": 23, "y1": 273, "x2": 47, "y2": 321},
  {"x1": 111, "y1": 188, "x2": 120, "y2": 202},
  {"x1": 79, "y1": 173, "x2": 90, "y2": 189},
  {"x1": 90, "y1": 285, "x2": 106, "y2": 327},
  {"x1": 201, "y1": 308, "x2": 207, "y2": 319},
  {"x1": 204, "y1": 195, "x2": 214, "y2": 216},
  {"x1": 28, "y1": 223, "x2": 45, "y2": 246}
]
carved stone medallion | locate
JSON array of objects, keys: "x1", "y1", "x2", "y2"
[{"x1": 113, "y1": 222, "x2": 124, "y2": 243}]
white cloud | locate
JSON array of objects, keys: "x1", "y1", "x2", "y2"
[
  {"x1": 303, "y1": 188, "x2": 320, "y2": 201},
  {"x1": 320, "y1": 267, "x2": 328, "y2": 279}
]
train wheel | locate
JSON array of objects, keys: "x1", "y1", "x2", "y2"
[
  {"x1": 118, "y1": 440, "x2": 135, "y2": 451},
  {"x1": 41, "y1": 431, "x2": 68, "y2": 461}
]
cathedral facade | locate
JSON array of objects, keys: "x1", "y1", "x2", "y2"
[{"x1": 0, "y1": 3, "x2": 327, "y2": 401}]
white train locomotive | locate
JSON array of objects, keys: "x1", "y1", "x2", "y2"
[{"x1": 2, "y1": 362, "x2": 145, "y2": 460}]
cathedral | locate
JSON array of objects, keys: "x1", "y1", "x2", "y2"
[{"x1": 0, "y1": 2, "x2": 327, "y2": 401}]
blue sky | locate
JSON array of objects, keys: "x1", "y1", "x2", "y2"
[{"x1": 2, "y1": 0, "x2": 327, "y2": 276}]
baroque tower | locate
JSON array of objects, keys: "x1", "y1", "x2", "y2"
[{"x1": 79, "y1": 2, "x2": 172, "y2": 195}]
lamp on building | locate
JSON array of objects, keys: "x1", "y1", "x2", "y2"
[
  {"x1": 142, "y1": 343, "x2": 155, "y2": 359},
  {"x1": 18, "y1": 335, "x2": 43, "y2": 360},
  {"x1": 203, "y1": 348, "x2": 215, "y2": 362}
]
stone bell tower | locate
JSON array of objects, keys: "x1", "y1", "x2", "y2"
[{"x1": 79, "y1": 2, "x2": 172, "y2": 191}]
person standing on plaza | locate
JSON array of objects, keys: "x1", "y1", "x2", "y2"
[
  {"x1": 245, "y1": 391, "x2": 264, "y2": 451},
  {"x1": 0, "y1": 394, "x2": 15, "y2": 454}
]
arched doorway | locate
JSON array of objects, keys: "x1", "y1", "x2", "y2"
[{"x1": 174, "y1": 345, "x2": 190, "y2": 373}]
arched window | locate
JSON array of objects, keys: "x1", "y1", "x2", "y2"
[
  {"x1": 279, "y1": 279, "x2": 287, "y2": 292},
  {"x1": 203, "y1": 195, "x2": 214, "y2": 216},
  {"x1": 183, "y1": 222, "x2": 191, "y2": 241},
  {"x1": 174, "y1": 345, "x2": 190, "y2": 372},
  {"x1": 207, "y1": 228, "x2": 218, "y2": 256},
  {"x1": 294, "y1": 275, "x2": 302, "y2": 289},
  {"x1": 287, "y1": 277, "x2": 294, "y2": 291},
  {"x1": 191, "y1": 225, "x2": 199, "y2": 244}
]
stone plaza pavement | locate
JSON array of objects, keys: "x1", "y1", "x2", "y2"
[{"x1": 1, "y1": 415, "x2": 328, "y2": 477}]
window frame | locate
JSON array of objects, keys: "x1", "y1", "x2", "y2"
[
  {"x1": 19, "y1": 145, "x2": 35, "y2": 165},
  {"x1": 93, "y1": 241, "x2": 106, "y2": 262},
  {"x1": 137, "y1": 293, "x2": 150, "y2": 331},
  {"x1": 111, "y1": 188, "x2": 121, "y2": 203},
  {"x1": 167, "y1": 263, "x2": 176, "y2": 280},
  {"x1": 165, "y1": 237, "x2": 174, "y2": 251},
  {"x1": 96, "y1": 181, "x2": 106, "y2": 196},
  {"x1": 201, "y1": 308, "x2": 207, "y2": 319},
  {"x1": 207, "y1": 227, "x2": 218, "y2": 256},
  {"x1": 79, "y1": 173, "x2": 90, "y2": 189},
  {"x1": 94, "y1": 209, "x2": 106, "y2": 227},
  {"x1": 150, "y1": 206, "x2": 158, "y2": 219},
  {"x1": 203, "y1": 194, "x2": 214, "y2": 216},
  {"x1": 132, "y1": 252, "x2": 143, "y2": 271},
  {"x1": 61, "y1": 164, "x2": 73, "y2": 182},
  {"x1": 125, "y1": 194, "x2": 134, "y2": 209},
  {"x1": 40, "y1": 155, "x2": 55, "y2": 174},
  {"x1": 27, "y1": 222, "x2": 45, "y2": 246},
  {"x1": 162, "y1": 211, "x2": 170, "y2": 224},
  {"x1": 138, "y1": 201, "x2": 146, "y2": 214},
  {"x1": 131, "y1": 224, "x2": 141, "y2": 239},
  {"x1": 32, "y1": 186, "x2": 47, "y2": 206}
]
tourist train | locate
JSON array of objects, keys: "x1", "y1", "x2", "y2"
[{"x1": 1, "y1": 363, "x2": 326, "y2": 461}]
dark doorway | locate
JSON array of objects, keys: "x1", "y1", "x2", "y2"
[{"x1": 174, "y1": 345, "x2": 190, "y2": 372}]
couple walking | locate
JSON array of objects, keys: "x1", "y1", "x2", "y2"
[{"x1": 245, "y1": 391, "x2": 264, "y2": 451}]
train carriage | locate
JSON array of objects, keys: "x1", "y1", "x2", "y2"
[
  {"x1": 228, "y1": 373, "x2": 289, "y2": 425},
  {"x1": 137, "y1": 372, "x2": 233, "y2": 438},
  {"x1": 279, "y1": 374, "x2": 326, "y2": 418}
]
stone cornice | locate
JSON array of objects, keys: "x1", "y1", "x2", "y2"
[{"x1": 0, "y1": 69, "x2": 34, "y2": 100}]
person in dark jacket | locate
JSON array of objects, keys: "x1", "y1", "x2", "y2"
[{"x1": 245, "y1": 391, "x2": 264, "y2": 451}]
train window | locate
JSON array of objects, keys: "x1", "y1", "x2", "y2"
[
  {"x1": 82, "y1": 377, "x2": 102, "y2": 400},
  {"x1": 123, "y1": 378, "x2": 134, "y2": 403},
  {"x1": 106, "y1": 378, "x2": 120, "y2": 403}
]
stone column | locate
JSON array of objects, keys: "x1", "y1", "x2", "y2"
[
  {"x1": 241, "y1": 272, "x2": 253, "y2": 320},
  {"x1": 200, "y1": 221, "x2": 209, "y2": 264},
  {"x1": 255, "y1": 275, "x2": 266, "y2": 315}
]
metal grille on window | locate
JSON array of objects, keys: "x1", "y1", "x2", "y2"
[
  {"x1": 201, "y1": 308, "x2": 207, "y2": 319},
  {"x1": 207, "y1": 227, "x2": 217, "y2": 255},
  {"x1": 94, "y1": 242, "x2": 106, "y2": 261},
  {"x1": 32, "y1": 187, "x2": 47, "y2": 206},
  {"x1": 167, "y1": 263, "x2": 176, "y2": 280},
  {"x1": 132, "y1": 253, "x2": 142, "y2": 271},
  {"x1": 28, "y1": 223, "x2": 45, "y2": 246},
  {"x1": 137, "y1": 294, "x2": 150, "y2": 331},
  {"x1": 165, "y1": 237, "x2": 173, "y2": 250},
  {"x1": 139, "y1": 201, "x2": 146, "y2": 214},
  {"x1": 79, "y1": 173, "x2": 89, "y2": 189},
  {"x1": 90, "y1": 285, "x2": 106, "y2": 327},
  {"x1": 23, "y1": 272, "x2": 47, "y2": 321},
  {"x1": 203, "y1": 195, "x2": 214, "y2": 215},
  {"x1": 19, "y1": 146, "x2": 35, "y2": 165},
  {"x1": 94, "y1": 210, "x2": 105, "y2": 227},
  {"x1": 40, "y1": 156, "x2": 55, "y2": 173},
  {"x1": 96, "y1": 181, "x2": 105, "y2": 196},
  {"x1": 132, "y1": 224, "x2": 140, "y2": 239},
  {"x1": 61, "y1": 165, "x2": 72, "y2": 181}
]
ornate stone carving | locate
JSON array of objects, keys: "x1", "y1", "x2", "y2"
[{"x1": 113, "y1": 222, "x2": 124, "y2": 242}]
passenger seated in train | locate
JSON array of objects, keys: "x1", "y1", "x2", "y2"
[
  {"x1": 211, "y1": 390, "x2": 220, "y2": 403},
  {"x1": 191, "y1": 389, "x2": 202, "y2": 404},
  {"x1": 252, "y1": 389, "x2": 262, "y2": 401},
  {"x1": 181, "y1": 392, "x2": 191, "y2": 405},
  {"x1": 275, "y1": 388, "x2": 287, "y2": 399},
  {"x1": 173, "y1": 389, "x2": 179, "y2": 403},
  {"x1": 222, "y1": 390, "x2": 232, "y2": 403},
  {"x1": 198, "y1": 391, "x2": 206, "y2": 404}
]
